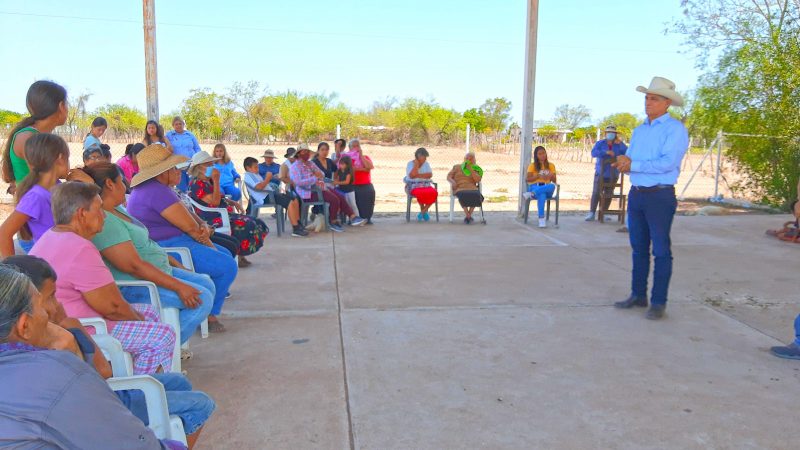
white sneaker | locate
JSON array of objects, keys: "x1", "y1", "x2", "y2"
[
  {"x1": 584, "y1": 212, "x2": 595, "y2": 221},
  {"x1": 538, "y1": 218, "x2": 547, "y2": 228}
]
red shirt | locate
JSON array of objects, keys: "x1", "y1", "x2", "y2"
[{"x1": 353, "y1": 155, "x2": 373, "y2": 185}]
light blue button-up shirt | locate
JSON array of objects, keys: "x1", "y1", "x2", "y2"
[
  {"x1": 166, "y1": 130, "x2": 201, "y2": 158},
  {"x1": 627, "y1": 113, "x2": 689, "y2": 187}
]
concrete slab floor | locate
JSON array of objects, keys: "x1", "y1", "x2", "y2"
[{"x1": 189, "y1": 213, "x2": 799, "y2": 449}]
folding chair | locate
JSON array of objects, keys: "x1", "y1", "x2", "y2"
[
  {"x1": 523, "y1": 183, "x2": 560, "y2": 226},
  {"x1": 449, "y1": 182, "x2": 486, "y2": 224},
  {"x1": 186, "y1": 197, "x2": 232, "y2": 235},
  {"x1": 405, "y1": 180, "x2": 439, "y2": 222}
]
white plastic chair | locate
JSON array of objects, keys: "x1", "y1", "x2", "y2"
[
  {"x1": 107, "y1": 376, "x2": 188, "y2": 445},
  {"x1": 116, "y1": 280, "x2": 182, "y2": 373},
  {"x1": 186, "y1": 197, "x2": 231, "y2": 235},
  {"x1": 93, "y1": 335, "x2": 187, "y2": 445},
  {"x1": 449, "y1": 182, "x2": 486, "y2": 224},
  {"x1": 162, "y1": 246, "x2": 209, "y2": 340}
]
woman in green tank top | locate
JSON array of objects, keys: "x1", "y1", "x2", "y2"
[{"x1": 2, "y1": 81, "x2": 68, "y2": 194}]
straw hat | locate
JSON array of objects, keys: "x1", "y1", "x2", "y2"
[
  {"x1": 188, "y1": 150, "x2": 219, "y2": 169},
  {"x1": 605, "y1": 125, "x2": 618, "y2": 133},
  {"x1": 130, "y1": 144, "x2": 188, "y2": 187},
  {"x1": 636, "y1": 76, "x2": 684, "y2": 106}
]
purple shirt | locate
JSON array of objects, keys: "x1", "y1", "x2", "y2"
[
  {"x1": 15, "y1": 185, "x2": 54, "y2": 241},
  {"x1": 127, "y1": 179, "x2": 184, "y2": 242}
]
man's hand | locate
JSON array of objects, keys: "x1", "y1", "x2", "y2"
[
  {"x1": 175, "y1": 282, "x2": 202, "y2": 309},
  {"x1": 606, "y1": 150, "x2": 615, "y2": 157},
  {"x1": 5, "y1": 183, "x2": 16, "y2": 196},
  {"x1": 210, "y1": 168, "x2": 221, "y2": 183},
  {"x1": 613, "y1": 155, "x2": 632, "y2": 174}
]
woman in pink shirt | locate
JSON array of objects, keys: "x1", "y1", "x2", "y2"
[
  {"x1": 30, "y1": 181, "x2": 175, "y2": 374},
  {"x1": 117, "y1": 142, "x2": 143, "y2": 183}
]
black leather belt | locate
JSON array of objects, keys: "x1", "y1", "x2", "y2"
[{"x1": 632, "y1": 184, "x2": 674, "y2": 192}]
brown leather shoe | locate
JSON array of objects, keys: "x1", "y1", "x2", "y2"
[
  {"x1": 645, "y1": 305, "x2": 666, "y2": 320},
  {"x1": 614, "y1": 296, "x2": 648, "y2": 309}
]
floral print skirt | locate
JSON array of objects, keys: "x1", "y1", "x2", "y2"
[{"x1": 205, "y1": 212, "x2": 268, "y2": 256}]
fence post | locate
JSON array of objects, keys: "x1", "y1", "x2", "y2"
[
  {"x1": 519, "y1": 0, "x2": 540, "y2": 216},
  {"x1": 465, "y1": 123, "x2": 471, "y2": 152},
  {"x1": 713, "y1": 130, "x2": 723, "y2": 199}
]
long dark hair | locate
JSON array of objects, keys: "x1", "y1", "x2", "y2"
[
  {"x1": 86, "y1": 116, "x2": 108, "y2": 137},
  {"x1": 82, "y1": 162, "x2": 122, "y2": 194},
  {"x1": 2, "y1": 81, "x2": 67, "y2": 183},
  {"x1": 533, "y1": 145, "x2": 548, "y2": 172},
  {"x1": 143, "y1": 120, "x2": 165, "y2": 145},
  {"x1": 337, "y1": 155, "x2": 353, "y2": 177},
  {"x1": 14, "y1": 134, "x2": 70, "y2": 240}
]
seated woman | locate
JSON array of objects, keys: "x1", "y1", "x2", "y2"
[
  {"x1": 29, "y1": 181, "x2": 176, "y2": 374},
  {"x1": 447, "y1": 152, "x2": 484, "y2": 224},
  {"x1": 0, "y1": 265, "x2": 188, "y2": 450},
  {"x1": 188, "y1": 151, "x2": 269, "y2": 267},
  {"x1": 405, "y1": 147, "x2": 437, "y2": 221},
  {"x1": 117, "y1": 143, "x2": 144, "y2": 182},
  {"x1": 0, "y1": 133, "x2": 69, "y2": 256},
  {"x1": 83, "y1": 162, "x2": 214, "y2": 346},
  {"x1": 5, "y1": 255, "x2": 215, "y2": 449},
  {"x1": 127, "y1": 144, "x2": 238, "y2": 333},
  {"x1": 243, "y1": 157, "x2": 306, "y2": 237},
  {"x1": 525, "y1": 145, "x2": 558, "y2": 228},
  {"x1": 211, "y1": 143, "x2": 242, "y2": 201}
]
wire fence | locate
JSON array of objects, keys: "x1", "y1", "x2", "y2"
[{"x1": 0, "y1": 136, "x2": 737, "y2": 213}]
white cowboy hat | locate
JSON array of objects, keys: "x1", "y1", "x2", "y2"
[
  {"x1": 636, "y1": 76, "x2": 684, "y2": 107},
  {"x1": 188, "y1": 150, "x2": 219, "y2": 169}
]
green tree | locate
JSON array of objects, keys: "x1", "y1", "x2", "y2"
[
  {"x1": 66, "y1": 92, "x2": 92, "y2": 139},
  {"x1": 94, "y1": 104, "x2": 147, "y2": 140},
  {"x1": 478, "y1": 98, "x2": 511, "y2": 132},
  {"x1": 180, "y1": 88, "x2": 226, "y2": 140},
  {"x1": 226, "y1": 81, "x2": 273, "y2": 144},
  {"x1": 599, "y1": 112, "x2": 642, "y2": 140},
  {"x1": 553, "y1": 104, "x2": 591, "y2": 130},
  {"x1": 0, "y1": 109, "x2": 23, "y2": 129},
  {"x1": 676, "y1": 0, "x2": 800, "y2": 205},
  {"x1": 462, "y1": 108, "x2": 488, "y2": 133}
]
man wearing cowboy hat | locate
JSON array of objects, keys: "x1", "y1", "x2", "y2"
[
  {"x1": 586, "y1": 125, "x2": 628, "y2": 221},
  {"x1": 612, "y1": 76, "x2": 689, "y2": 320},
  {"x1": 258, "y1": 149, "x2": 282, "y2": 190}
]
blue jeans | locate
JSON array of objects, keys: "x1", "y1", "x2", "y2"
[
  {"x1": 118, "y1": 372, "x2": 216, "y2": 434},
  {"x1": 177, "y1": 171, "x2": 190, "y2": 193},
  {"x1": 157, "y1": 235, "x2": 238, "y2": 316},
  {"x1": 793, "y1": 314, "x2": 800, "y2": 346},
  {"x1": 119, "y1": 268, "x2": 215, "y2": 344},
  {"x1": 527, "y1": 184, "x2": 556, "y2": 218},
  {"x1": 628, "y1": 187, "x2": 677, "y2": 305},
  {"x1": 221, "y1": 183, "x2": 242, "y2": 201}
]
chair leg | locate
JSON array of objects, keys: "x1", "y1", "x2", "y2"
[
  {"x1": 276, "y1": 205, "x2": 283, "y2": 237},
  {"x1": 449, "y1": 195, "x2": 455, "y2": 223},
  {"x1": 523, "y1": 199, "x2": 531, "y2": 224},
  {"x1": 555, "y1": 198, "x2": 559, "y2": 226},
  {"x1": 435, "y1": 196, "x2": 439, "y2": 222},
  {"x1": 406, "y1": 195, "x2": 411, "y2": 223},
  {"x1": 546, "y1": 199, "x2": 550, "y2": 221}
]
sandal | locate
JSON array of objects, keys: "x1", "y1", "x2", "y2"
[
  {"x1": 238, "y1": 256, "x2": 252, "y2": 268},
  {"x1": 207, "y1": 319, "x2": 227, "y2": 333}
]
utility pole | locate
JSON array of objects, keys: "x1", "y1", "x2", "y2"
[
  {"x1": 519, "y1": 0, "x2": 539, "y2": 215},
  {"x1": 143, "y1": 0, "x2": 159, "y2": 121}
]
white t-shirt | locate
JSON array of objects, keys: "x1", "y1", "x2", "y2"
[{"x1": 404, "y1": 160, "x2": 432, "y2": 189}]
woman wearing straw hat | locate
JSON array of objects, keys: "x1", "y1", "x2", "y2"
[
  {"x1": 127, "y1": 144, "x2": 238, "y2": 333},
  {"x1": 188, "y1": 150, "x2": 269, "y2": 268}
]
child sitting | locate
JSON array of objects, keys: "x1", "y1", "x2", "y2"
[
  {"x1": 333, "y1": 155, "x2": 360, "y2": 219},
  {"x1": 242, "y1": 157, "x2": 307, "y2": 237}
]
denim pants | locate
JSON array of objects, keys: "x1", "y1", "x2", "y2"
[
  {"x1": 119, "y1": 268, "x2": 215, "y2": 344},
  {"x1": 118, "y1": 372, "x2": 216, "y2": 435},
  {"x1": 527, "y1": 183, "x2": 556, "y2": 218},
  {"x1": 628, "y1": 187, "x2": 677, "y2": 305},
  {"x1": 177, "y1": 171, "x2": 190, "y2": 193},
  {"x1": 18, "y1": 239, "x2": 34, "y2": 254},
  {"x1": 157, "y1": 235, "x2": 238, "y2": 316},
  {"x1": 794, "y1": 314, "x2": 800, "y2": 346},
  {"x1": 220, "y1": 183, "x2": 242, "y2": 201}
]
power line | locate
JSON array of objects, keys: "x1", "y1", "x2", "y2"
[{"x1": 0, "y1": 11, "x2": 681, "y2": 54}]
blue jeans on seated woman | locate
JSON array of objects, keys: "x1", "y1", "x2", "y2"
[
  {"x1": 220, "y1": 183, "x2": 241, "y2": 201},
  {"x1": 156, "y1": 234, "x2": 238, "y2": 317},
  {"x1": 117, "y1": 372, "x2": 216, "y2": 435},
  {"x1": 528, "y1": 183, "x2": 556, "y2": 218},
  {"x1": 119, "y1": 268, "x2": 214, "y2": 344}
]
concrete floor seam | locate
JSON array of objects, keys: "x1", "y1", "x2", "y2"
[
  {"x1": 691, "y1": 298, "x2": 785, "y2": 343},
  {"x1": 331, "y1": 232, "x2": 356, "y2": 450}
]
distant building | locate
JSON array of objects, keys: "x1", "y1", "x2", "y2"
[{"x1": 532, "y1": 120, "x2": 572, "y2": 143}]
